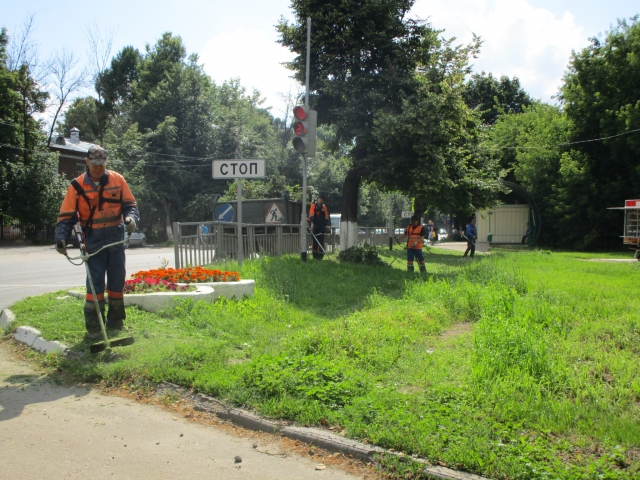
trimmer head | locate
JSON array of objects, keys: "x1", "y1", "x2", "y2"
[{"x1": 90, "y1": 336, "x2": 135, "y2": 354}]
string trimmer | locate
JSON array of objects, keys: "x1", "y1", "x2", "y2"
[
  {"x1": 307, "y1": 226, "x2": 328, "y2": 255},
  {"x1": 66, "y1": 224, "x2": 135, "y2": 354}
]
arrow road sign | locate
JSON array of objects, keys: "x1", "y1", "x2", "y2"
[
  {"x1": 212, "y1": 159, "x2": 265, "y2": 179},
  {"x1": 214, "y1": 203, "x2": 234, "y2": 222}
]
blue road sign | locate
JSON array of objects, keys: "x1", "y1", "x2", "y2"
[{"x1": 214, "y1": 203, "x2": 234, "y2": 222}]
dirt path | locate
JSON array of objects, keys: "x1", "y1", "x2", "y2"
[{"x1": 0, "y1": 342, "x2": 363, "y2": 480}]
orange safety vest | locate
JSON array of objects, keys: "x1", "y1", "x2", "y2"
[
  {"x1": 405, "y1": 224, "x2": 425, "y2": 249},
  {"x1": 57, "y1": 171, "x2": 137, "y2": 230},
  {"x1": 309, "y1": 202, "x2": 329, "y2": 226}
]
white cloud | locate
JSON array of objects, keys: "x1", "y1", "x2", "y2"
[
  {"x1": 412, "y1": 0, "x2": 588, "y2": 100},
  {"x1": 199, "y1": 29, "x2": 298, "y2": 118}
]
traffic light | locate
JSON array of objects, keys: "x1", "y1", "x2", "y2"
[{"x1": 292, "y1": 105, "x2": 317, "y2": 156}]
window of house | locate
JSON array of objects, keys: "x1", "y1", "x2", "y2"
[{"x1": 76, "y1": 163, "x2": 86, "y2": 178}]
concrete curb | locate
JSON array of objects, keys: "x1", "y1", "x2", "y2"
[
  {"x1": 2, "y1": 309, "x2": 69, "y2": 355},
  {"x1": 0, "y1": 309, "x2": 16, "y2": 330},
  {"x1": 191, "y1": 390, "x2": 487, "y2": 479}
]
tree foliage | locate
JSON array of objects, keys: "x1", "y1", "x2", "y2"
[
  {"x1": 558, "y1": 17, "x2": 640, "y2": 248},
  {"x1": 278, "y1": 0, "x2": 502, "y2": 243},
  {"x1": 0, "y1": 27, "x2": 66, "y2": 236},
  {"x1": 463, "y1": 72, "x2": 532, "y2": 125}
]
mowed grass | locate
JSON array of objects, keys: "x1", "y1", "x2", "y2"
[{"x1": 5, "y1": 247, "x2": 640, "y2": 479}]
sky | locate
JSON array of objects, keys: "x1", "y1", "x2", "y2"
[{"x1": 2, "y1": 0, "x2": 639, "y2": 121}]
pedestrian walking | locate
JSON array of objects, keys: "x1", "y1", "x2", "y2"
[{"x1": 463, "y1": 218, "x2": 477, "y2": 258}]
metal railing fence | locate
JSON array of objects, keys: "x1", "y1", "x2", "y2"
[{"x1": 172, "y1": 221, "x2": 394, "y2": 268}]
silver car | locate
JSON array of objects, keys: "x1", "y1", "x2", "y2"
[{"x1": 126, "y1": 229, "x2": 147, "y2": 248}]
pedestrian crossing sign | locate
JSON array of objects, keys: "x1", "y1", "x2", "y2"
[{"x1": 265, "y1": 203, "x2": 285, "y2": 223}]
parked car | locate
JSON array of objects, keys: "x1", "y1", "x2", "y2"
[
  {"x1": 438, "y1": 228, "x2": 449, "y2": 240},
  {"x1": 126, "y1": 229, "x2": 147, "y2": 248}
]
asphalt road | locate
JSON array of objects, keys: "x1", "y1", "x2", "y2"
[{"x1": 0, "y1": 245, "x2": 176, "y2": 311}]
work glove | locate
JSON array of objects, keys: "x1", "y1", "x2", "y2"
[
  {"x1": 125, "y1": 217, "x2": 136, "y2": 233},
  {"x1": 325, "y1": 225, "x2": 331, "y2": 233},
  {"x1": 56, "y1": 240, "x2": 66, "y2": 255}
]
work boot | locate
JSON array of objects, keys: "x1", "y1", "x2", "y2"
[
  {"x1": 106, "y1": 297, "x2": 126, "y2": 331},
  {"x1": 84, "y1": 299, "x2": 105, "y2": 335},
  {"x1": 407, "y1": 266, "x2": 414, "y2": 272},
  {"x1": 419, "y1": 265, "x2": 426, "y2": 274},
  {"x1": 316, "y1": 253, "x2": 324, "y2": 261}
]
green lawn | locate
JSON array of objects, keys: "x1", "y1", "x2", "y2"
[{"x1": 5, "y1": 248, "x2": 640, "y2": 479}]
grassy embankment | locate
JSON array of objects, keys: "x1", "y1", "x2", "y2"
[{"x1": 5, "y1": 247, "x2": 640, "y2": 479}]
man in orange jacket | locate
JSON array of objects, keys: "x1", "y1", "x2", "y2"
[
  {"x1": 55, "y1": 146, "x2": 139, "y2": 337},
  {"x1": 308, "y1": 194, "x2": 329, "y2": 260},
  {"x1": 398, "y1": 215, "x2": 426, "y2": 273}
]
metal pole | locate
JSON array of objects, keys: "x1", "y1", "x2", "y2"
[
  {"x1": 300, "y1": 17, "x2": 311, "y2": 262},
  {"x1": 305, "y1": 17, "x2": 311, "y2": 107},
  {"x1": 237, "y1": 178, "x2": 243, "y2": 267},
  {"x1": 388, "y1": 195, "x2": 393, "y2": 250}
]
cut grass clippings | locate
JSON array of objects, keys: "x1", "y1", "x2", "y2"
[{"x1": 4, "y1": 248, "x2": 640, "y2": 479}]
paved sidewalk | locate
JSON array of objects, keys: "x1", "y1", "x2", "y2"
[{"x1": 0, "y1": 342, "x2": 359, "y2": 479}]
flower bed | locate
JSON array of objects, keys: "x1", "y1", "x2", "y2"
[
  {"x1": 131, "y1": 266, "x2": 240, "y2": 284},
  {"x1": 123, "y1": 277, "x2": 196, "y2": 294}
]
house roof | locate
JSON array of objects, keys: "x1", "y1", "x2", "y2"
[{"x1": 49, "y1": 135, "x2": 96, "y2": 156}]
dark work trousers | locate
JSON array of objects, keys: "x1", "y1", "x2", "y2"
[
  {"x1": 311, "y1": 228, "x2": 325, "y2": 260},
  {"x1": 463, "y1": 241, "x2": 476, "y2": 258},
  {"x1": 84, "y1": 247, "x2": 127, "y2": 332}
]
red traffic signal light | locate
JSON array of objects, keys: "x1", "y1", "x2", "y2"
[
  {"x1": 293, "y1": 121, "x2": 307, "y2": 136},
  {"x1": 293, "y1": 106, "x2": 308, "y2": 121},
  {"x1": 291, "y1": 105, "x2": 317, "y2": 155}
]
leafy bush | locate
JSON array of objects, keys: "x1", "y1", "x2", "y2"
[{"x1": 338, "y1": 243, "x2": 387, "y2": 266}]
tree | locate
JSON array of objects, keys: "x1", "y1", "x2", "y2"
[
  {"x1": 463, "y1": 72, "x2": 532, "y2": 126},
  {"x1": 487, "y1": 103, "x2": 571, "y2": 245},
  {"x1": 559, "y1": 16, "x2": 640, "y2": 249},
  {"x1": 370, "y1": 31, "x2": 506, "y2": 220},
  {"x1": 0, "y1": 27, "x2": 66, "y2": 238},
  {"x1": 46, "y1": 48, "x2": 87, "y2": 145},
  {"x1": 84, "y1": 20, "x2": 116, "y2": 143},
  {"x1": 58, "y1": 96, "x2": 100, "y2": 141},
  {"x1": 278, "y1": 0, "x2": 436, "y2": 247}
]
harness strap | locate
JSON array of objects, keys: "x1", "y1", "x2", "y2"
[{"x1": 70, "y1": 179, "x2": 97, "y2": 230}]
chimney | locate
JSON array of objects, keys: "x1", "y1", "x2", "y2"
[{"x1": 69, "y1": 127, "x2": 80, "y2": 143}]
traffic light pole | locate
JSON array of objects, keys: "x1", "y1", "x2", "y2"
[{"x1": 300, "y1": 17, "x2": 311, "y2": 262}]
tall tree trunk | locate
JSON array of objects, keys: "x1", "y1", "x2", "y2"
[
  {"x1": 160, "y1": 198, "x2": 173, "y2": 241},
  {"x1": 340, "y1": 168, "x2": 364, "y2": 249},
  {"x1": 414, "y1": 196, "x2": 428, "y2": 220}
]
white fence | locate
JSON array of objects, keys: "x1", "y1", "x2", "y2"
[{"x1": 172, "y1": 221, "x2": 393, "y2": 268}]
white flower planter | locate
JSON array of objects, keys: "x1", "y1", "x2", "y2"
[
  {"x1": 176, "y1": 279, "x2": 255, "y2": 301},
  {"x1": 67, "y1": 280, "x2": 255, "y2": 314}
]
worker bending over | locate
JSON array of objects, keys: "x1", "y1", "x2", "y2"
[
  {"x1": 399, "y1": 216, "x2": 426, "y2": 273},
  {"x1": 55, "y1": 146, "x2": 139, "y2": 337},
  {"x1": 308, "y1": 194, "x2": 329, "y2": 260}
]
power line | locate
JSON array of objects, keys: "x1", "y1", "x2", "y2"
[{"x1": 480, "y1": 127, "x2": 640, "y2": 150}]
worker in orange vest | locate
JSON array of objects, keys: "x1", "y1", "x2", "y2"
[
  {"x1": 308, "y1": 194, "x2": 329, "y2": 260},
  {"x1": 398, "y1": 215, "x2": 426, "y2": 273},
  {"x1": 54, "y1": 146, "x2": 139, "y2": 337}
]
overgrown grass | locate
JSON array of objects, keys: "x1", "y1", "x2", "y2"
[{"x1": 5, "y1": 248, "x2": 640, "y2": 479}]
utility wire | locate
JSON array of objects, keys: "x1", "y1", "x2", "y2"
[{"x1": 480, "y1": 127, "x2": 640, "y2": 150}]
